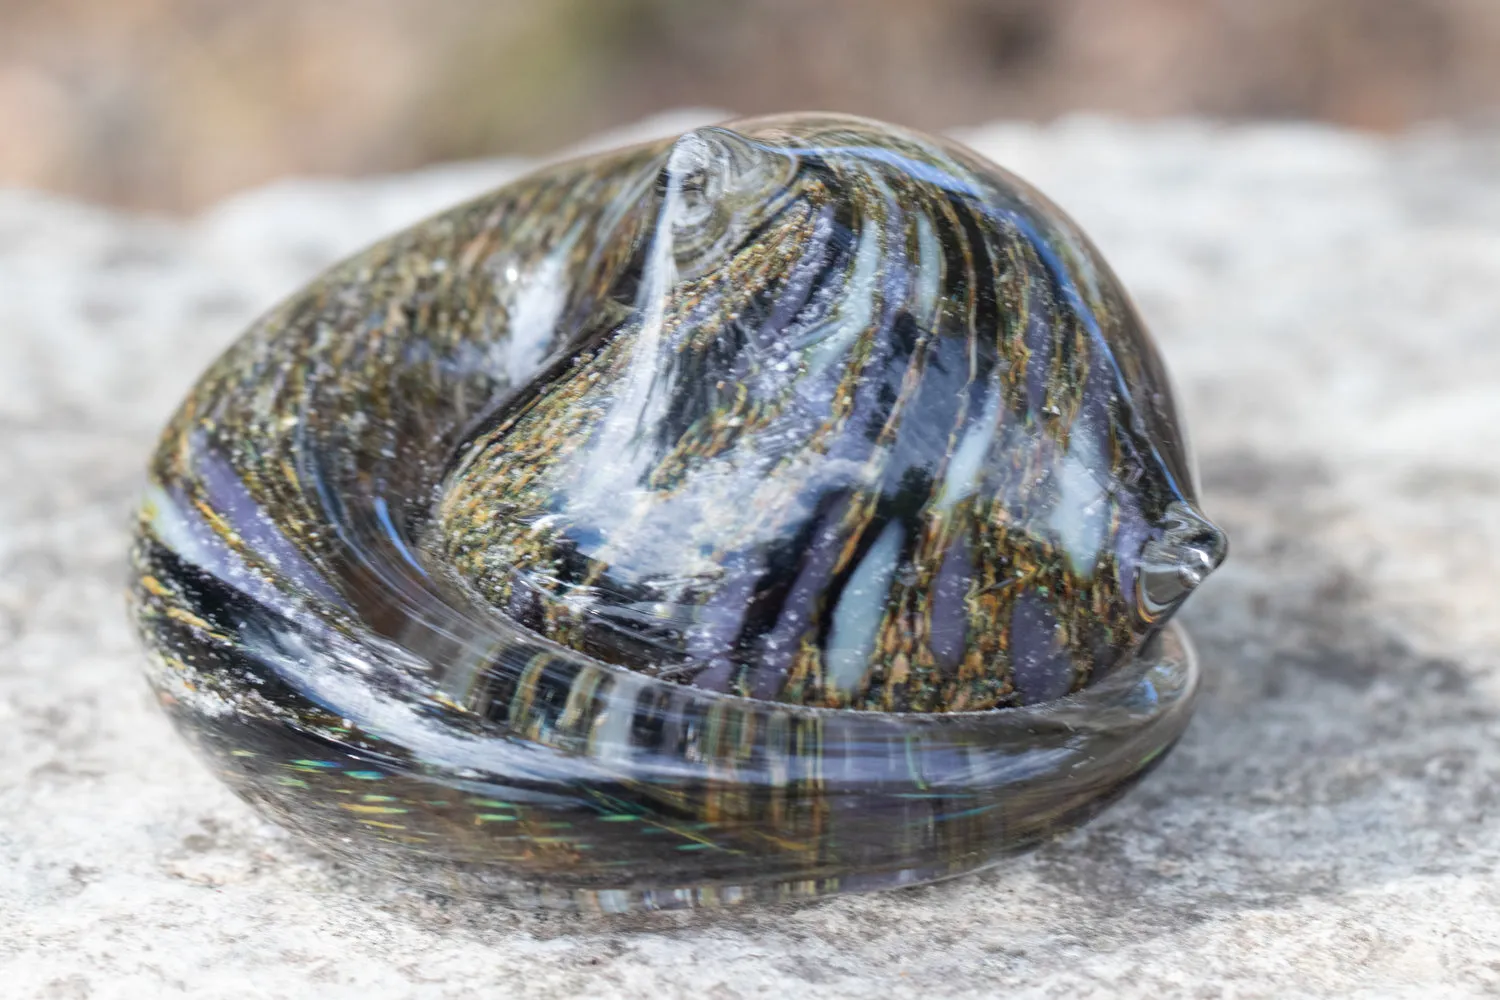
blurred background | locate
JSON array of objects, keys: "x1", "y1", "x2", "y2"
[{"x1": 5, "y1": 0, "x2": 1500, "y2": 213}]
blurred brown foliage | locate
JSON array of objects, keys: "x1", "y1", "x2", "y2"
[{"x1": 4, "y1": 0, "x2": 1499, "y2": 211}]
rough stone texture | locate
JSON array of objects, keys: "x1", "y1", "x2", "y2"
[{"x1": 4, "y1": 114, "x2": 1500, "y2": 998}]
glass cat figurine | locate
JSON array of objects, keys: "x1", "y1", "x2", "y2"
[{"x1": 130, "y1": 114, "x2": 1226, "y2": 910}]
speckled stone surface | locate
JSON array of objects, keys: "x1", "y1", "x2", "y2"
[{"x1": 4, "y1": 113, "x2": 1500, "y2": 998}]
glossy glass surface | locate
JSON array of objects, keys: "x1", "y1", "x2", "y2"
[{"x1": 130, "y1": 114, "x2": 1225, "y2": 909}]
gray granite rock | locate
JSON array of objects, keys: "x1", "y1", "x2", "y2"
[{"x1": 3, "y1": 114, "x2": 1500, "y2": 999}]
